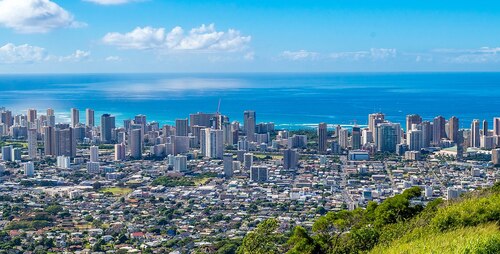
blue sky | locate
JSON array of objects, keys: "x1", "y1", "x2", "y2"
[{"x1": 1, "y1": 0, "x2": 500, "y2": 73}]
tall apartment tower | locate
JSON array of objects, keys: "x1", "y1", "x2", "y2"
[
  {"x1": 375, "y1": 122, "x2": 400, "y2": 153},
  {"x1": 318, "y1": 123, "x2": 328, "y2": 153},
  {"x1": 406, "y1": 114, "x2": 422, "y2": 133},
  {"x1": 27, "y1": 109, "x2": 37, "y2": 124},
  {"x1": 129, "y1": 128, "x2": 142, "y2": 159},
  {"x1": 175, "y1": 118, "x2": 189, "y2": 136},
  {"x1": 100, "y1": 114, "x2": 115, "y2": 143},
  {"x1": 482, "y1": 120, "x2": 488, "y2": 136},
  {"x1": 27, "y1": 128, "x2": 37, "y2": 159},
  {"x1": 46, "y1": 108, "x2": 55, "y2": 127},
  {"x1": 351, "y1": 126, "x2": 362, "y2": 150},
  {"x1": 449, "y1": 116, "x2": 459, "y2": 144},
  {"x1": 432, "y1": 116, "x2": 446, "y2": 146},
  {"x1": 283, "y1": 148, "x2": 298, "y2": 170},
  {"x1": 494, "y1": 117, "x2": 500, "y2": 136},
  {"x1": 86, "y1": 108, "x2": 95, "y2": 127},
  {"x1": 90, "y1": 145, "x2": 99, "y2": 162},
  {"x1": 243, "y1": 110, "x2": 256, "y2": 142},
  {"x1": 201, "y1": 128, "x2": 224, "y2": 159},
  {"x1": 368, "y1": 113, "x2": 385, "y2": 140},
  {"x1": 55, "y1": 128, "x2": 76, "y2": 158},
  {"x1": 223, "y1": 153, "x2": 233, "y2": 178},
  {"x1": 71, "y1": 108, "x2": 79, "y2": 127},
  {"x1": 471, "y1": 119, "x2": 481, "y2": 148},
  {"x1": 43, "y1": 126, "x2": 56, "y2": 156}
]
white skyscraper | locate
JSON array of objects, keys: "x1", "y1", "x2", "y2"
[
  {"x1": 201, "y1": 128, "x2": 224, "y2": 158},
  {"x1": 174, "y1": 155, "x2": 187, "y2": 172},
  {"x1": 24, "y1": 162, "x2": 34, "y2": 177}
]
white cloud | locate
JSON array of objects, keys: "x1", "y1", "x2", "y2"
[
  {"x1": 105, "y1": 56, "x2": 122, "y2": 61},
  {"x1": 330, "y1": 48, "x2": 397, "y2": 61},
  {"x1": 0, "y1": 43, "x2": 90, "y2": 64},
  {"x1": 103, "y1": 26, "x2": 166, "y2": 50},
  {"x1": 102, "y1": 24, "x2": 251, "y2": 52},
  {"x1": 281, "y1": 50, "x2": 318, "y2": 61},
  {"x1": 58, "y1": 50, "x2": 91, "y2": 62},
  {"x1": 0, "y1": 0, "x2": 84, "y2": 33},
  {"x1": 84, "y1": 0, "x2": 139, "y2": 5},
  {"x1": 0, "y1": 43, "x2": 47, "y2": 63},
  {"x1": 432, "y1": 47, "x2": 500, "y2": 63}
]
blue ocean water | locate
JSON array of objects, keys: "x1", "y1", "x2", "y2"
[{"x1": 0, "y1": 73, "x2": 499, "y2": 129}]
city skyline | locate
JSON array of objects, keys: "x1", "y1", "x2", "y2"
[{"x1": 2, "y1": 0, "x2": 500, "y2": 73}]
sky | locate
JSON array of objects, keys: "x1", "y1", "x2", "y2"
[{"x1": 1, "y1": 0, "x2": 500, "y2": 73}]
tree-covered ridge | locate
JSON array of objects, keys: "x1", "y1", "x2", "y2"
[{"x1": 236, "y1": 183, "x2": 500, "y2": 254}]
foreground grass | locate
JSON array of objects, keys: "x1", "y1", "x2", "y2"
[
  {"x1": 371, "y1": 223, "x2": 500, "y2": 254},
  {"x1": 100, "y1": 187, "x2": 132, "y2": 196}
]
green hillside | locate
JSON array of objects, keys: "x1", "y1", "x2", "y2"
[{"x1": 231, "y1": 183, "x2": 500, "y2": 254}]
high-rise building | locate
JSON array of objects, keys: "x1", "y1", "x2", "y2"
[
  {"x1": 129, "y1": 128, "x2": 142, "y2": 159},
  {"x1": 0, "y1": 110, "x2": 13, "y2": 132},
  {"x1": 24, "y1": 162, "x2": 34, "y2": 177},
  {"x1": 375, "y1": 122, "x2": 400, "y2": 153},
  {"x1": 449, "y1": 116, "x2": 459, "y2": 143},
  {"x1": 114, "y1": 143, "x2": 126, "y2": 161},
  {"x1": 432, "y1": 116, "x2": 446, "y2": 146},
  {"x1": 86, "y1": 108, "x2": 95, "y2": 127},
  {"x1": 43, "y1": 126, "x2": 56, "y2": 156},
  {"x1": 494, "y1": 117, "x2": 500, "y2": 136},
  {"x1": 223, "y1": 153, "x2": 233, "y2": 178},
  {"x1": 244, "y1": 153, "x2": 253, "y2": 170},
  {"x1": 471, "y1": 119, "x2": 481, "y2": 148},
  {"x1": 175, "y1": 118, "x2": 189, "y2": 136},
  {"x1": 250, "y1": 166, "x2": 268, "y2": 182},
  {"x1": 189, "y1": 112, "x2": 214, "y2": 128},
  {"x1": 100, "y1": 114, "x2": 115, "y2": 143},
  {"x1": 318, "y1": 123, "x2": 328, "y2": 153},
  {"x1": 201, "y1": 128, "x2": 224, "y2": 158},
  {"x1": 71, "y1": 108, "x2": 79, "y2": 127},
  {"x1": 368, "y1": 113, "x2": 385, "y2": 140},
  {"x1": 244, "y1": 110, "x2": 256, "y2": 142},
  {"x1": 406, "y1": 114, "x2": 422, "y2": 133},
  {"x1": 90, "y1": 145, "x2": 99, "y2": 162},
  {"x1": 56, "y1": 156, "x2": 71, "y2": 169},
  {"x1": 407, "y1": 130, "x2": 422, "y2": 151},
  {"x1": 55, "y1": 128, "x2": 76, "y2": 158},
  {"x1": 46, "y1": 108, "x2": 55, "y2": 127},
  {"x1": 1, "y1": 146, "x2": 12, "y2": 161},
  {"x1": 420, "y1": 121, "x2": 432, "y2": 148},
  {"x1": 27, "y1": 109, "x2": 37, "y2": 124},
  {"x1": 174, "y1": 155, "x2": 187, "y2": 172},
  {"x1": 482, "y1": 120, "x2": 489, "y2": 136},
  {"x1": 338, "y1": 128, "x2": 349, "y2": 149},
  {"x1": 351, "y1": 126, "x2": 361, "y2": 150},
  {"x1": 134, "y1": 114, "x2": 147, "y2": 132},
  {"x1": 27, "y1": 128, "x2": 37, "y2": 159},
  {"x1": 492, "y1": 148, "x2": 500, "y2": 166},
  {"x1": 283, "y1": 148, "x2": 298, "y2": 170}
]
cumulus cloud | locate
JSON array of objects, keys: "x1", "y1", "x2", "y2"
[
  {"x1": 0, "y1": 43, "x2": 90, "y2": 64},
  {"x1": 281, "y1": 50, "x2": 319, "y2": 61},
  {"x1": 0, "y1": 43, "x2": 47, "y2": 63},
  {"x1": 0, "y1": 0, "x2": 84, "y2": 33},
  {"x1": 102, "y1": 24, "x2": 251, "y2": 52},
  {"x1": 84, "y1": 0, "x2": 139, "y2": 5}
]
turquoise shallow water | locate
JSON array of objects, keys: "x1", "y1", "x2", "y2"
[{"x1": 0, "y1": 72, "x2": 498, "y2": 129}]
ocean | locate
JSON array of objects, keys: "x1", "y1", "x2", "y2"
[{"x1": 0, "y1": 72, "x2": 499, "y2": 129}]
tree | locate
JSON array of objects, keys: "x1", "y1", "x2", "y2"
[
  {"x1": 237, "y1": 218, "x2": 282, "y2": 254},
  {"x1": 286, "y1": 226, "x2": 320, "y2": 254}
]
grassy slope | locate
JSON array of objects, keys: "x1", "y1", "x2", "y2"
[
  {"x1": 371, "y1": 190, "x2": 500, "y2": 254},
  {"x1": 371, "y1": 223, "x2": 500, "y2": 254}
]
